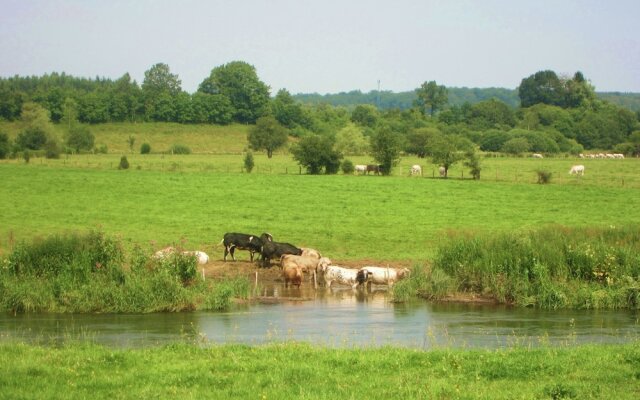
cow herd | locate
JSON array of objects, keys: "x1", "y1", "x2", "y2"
[{"x1": 222, "y1": 232, "x2": 410, "y2": 290}]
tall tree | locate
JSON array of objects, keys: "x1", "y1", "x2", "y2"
[
  {"x1": 271, "y1": 89, "x2": 305, "y2": 128},
  {"x1": 142, "y1": 63, "x2": 182, "y2": 121},
  {"x1": 370, "y1": 126, "x2": 402, "y2": 175},
  {"x1": 247, "y1": 116, "x2": 288, "y2": 158},
  {"x1": 414, "y1": 81, "x2": 448, "y2": 116},
  {"x1": 518, "y1": 70, "x2": 565, "y2": 108},
  {"x1": 428, "y1": 134, "x2": 474, "y2": 178},
  {"x1": 199, "y1": 61, "x2": 270, "y2": 124}
]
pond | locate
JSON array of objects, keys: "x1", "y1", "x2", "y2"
[{"x1": 1, "y1": 284, "x2": 638, "y2": 349}]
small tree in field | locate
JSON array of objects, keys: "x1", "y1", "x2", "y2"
[
  {"x1": 140, "y1": 143, "x2": 151, "y2": 154},
  {"x1": 247, "y1": 116, "x2": 288, "y2": 158},
  {"x1": 119, "y1": 155, "x2": 130, "y2": 170},
  {"x1": 370, "y1": 126, "x2": 402, "y2": 175},
  {"x1": 341, "y1": 159, "x2": 355, "y2": 174},
  {"x1": 244, "y1": 151, "x2": 255, "y2": 173},
  {"x1": 291, "y1": 135, "x2": 342, "y2": 174}
]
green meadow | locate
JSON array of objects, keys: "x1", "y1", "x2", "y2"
[
  {"x1": 1, "y1": 341, "x2": 638, "y2": 399},
  {"x1": 1, "y1": 158, "x2": 639, "y2": 261}
]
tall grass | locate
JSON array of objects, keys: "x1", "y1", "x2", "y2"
[
  {"x1": 431, "y1": 226, "x2": 640, "y2": 309},
  {"x1": 0, "y1": 232, "x2": 249, "y2": 313}
]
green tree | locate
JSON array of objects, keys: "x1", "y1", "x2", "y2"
[
  {"x1": 0, "y1": 132, "x2": 9, "y2": 159},
  {"x1": 414, "y1": 81, "x2": 448, "y2": 116},
  {"x1": 142, "y1": 63, "x2": 182, "y2": 121},
  {"x1": 501, "y1": 137, "x2": 531, "y2": 155},
  {"x1": 272, "y1": 89, "x2": 305, "y2": 128},
  {"x1": 351, "y1": 104, "x2": 380, "y2": 127},
  {"x1": 66, "y1": 125, "x2": 95, "y2": 153},
  {"x1": 16, "y1": 102, "x2": 56, "y2": 151},
  {"x1": 467, "y1": 99, "x2": 516, "y2": 129},
  {"x1": 247, "y1": 116, "x2": 288, "y2": 158},
  {"x1": 334, "y1": 123, "x2": 370, "y2": 155},
  {"x1": 190, "y1": 92, "x2": 233, "y2": 124},
  {"x1": 243, "y1": 151, "x2": 255, "y2": 173},
  {"x1": 61, "y1": 97, "x2": 79, "y2": 130},
  {"x1": 370, "y1": 126, "x2": 402, "y2": 175},
  {"x1": 518, "y1": 70, "x2": 565, "y2": 108},
  {"x1": 199, "y1": 61, "x2": 270, "y2": 124},
  {"x1": 291, "y1": 134, "x2": 342, "y2": 174},
  {"x1": 428, "y1": 134, "x2": 474, "y2": 178},
  {"x1": 405, "y1": 127, "x2": 441, "y2": 158}
]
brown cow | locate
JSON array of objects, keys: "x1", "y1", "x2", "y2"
[{"x1": 283, "y1": 265, "x2": 303, "y2": 288}]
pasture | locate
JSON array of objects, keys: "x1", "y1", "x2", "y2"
[
  {"x1": 1, "y1": 155, "x2": 639, "y2": 262},
  {"x1": 1, "y1": 341, "x2": 638, "y2": 399}
]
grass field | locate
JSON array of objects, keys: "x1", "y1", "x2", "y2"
[
  {"x1": 1, "y1": 341, "x2": 638, "y2": 399},
  {"x1": 1, "y1": 156, "x2": 639, "y2": 261}
]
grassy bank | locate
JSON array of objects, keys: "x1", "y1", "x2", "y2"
[
  {"x1": 392, "y1": 226, "x2": 640, "y2": 309},
  {"x1": 0, "y1": 231, "x2": 249, "y2": 313},
  {"x1": 0, "y1": 341, "x2": 638, "y2": 399}
]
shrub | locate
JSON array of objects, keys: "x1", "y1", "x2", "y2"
[
  {"x1": 16, "y1": 126, "x2": 47, "y2": 150},
  {"x1": 341, "y1": 159, "x2": 355, "y2": 174},
  {"x1": 44, "y1": 138, "x2": 61, "y2": 159},
  {"x1": 66, "y1": 125, "x2": 95, "y2": 153},
  {"x1": 140, "y1": 143, "x2": 151, "y2": 154},
  {"x1": 119, "y1": 155, "x2": 130, "y2": 169},
  {"x1": 170, "y1": 144, "x2": 191, "y2": 154},
  {"x1": 156, "y1": 252, "x2": 197, "y2": 285},
  {"x1": 95, "y1": 144, "x2": 108, "y2": 154},
  {"x1": 0, "y1": 132, "x2": 9, "y2": 159},
  {"x1": 23, "y1": 150, "x2": 30, "y2": 163},
  {"x1": 536, "y1": 169, "x2": 553, "y2": 184},
  {"x1": 244, "y1": 151, "x2": 254, "y2": 173}
]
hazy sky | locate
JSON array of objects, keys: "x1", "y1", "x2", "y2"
[{"x1": 1, "y1": 0, "x2": 639, "y2": 94}]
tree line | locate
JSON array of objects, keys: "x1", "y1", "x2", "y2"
[{"x1": 1, "y1": 62, "x2": 639, "y2": 176}]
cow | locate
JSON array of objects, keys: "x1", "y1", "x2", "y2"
[
  {"x1": 613, "y1": 153, "x2": 625, "y2": 159},
  {"x1": 358, "y1": 266, "x2": 410, "y2": 290},
  {"x1": 532, "y1": 153, "x2": 544, "y2": 158},
  {"x1": 354, "y1": 164, "x2": 367, "y2": 174},
  {"x1": 438, "y1": 166, "x2": 446, "y2": 177},
  {"x1": 300, "y1": 247, "x2": 322, "y2": 259},
  {"x1": 221, "y1": 232, "x2": 268, "y2": 261},
  {"x1": 569, "y1": 165, "x2": 585, "y2": 176},
  {"x1": 320, "y1": 265, "x2": 369, "y2": 289},
  {"x1": 260, "y1": 234, "x2": 302, "y2": 268},
  {"x1": 280, "y1": 254, "x2": 331, "y2": 273},
  {"x1": 366, "y1": 164, "x2": 382, "y2": 175},
  {"x1": 283, "y1": 264, "x2": 304, "y2": 288},
  {"x1": 410, "y1": 164, "x2": 422, "y2": 176}
]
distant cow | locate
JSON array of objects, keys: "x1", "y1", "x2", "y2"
[
  {"x1": 438, "y1": 166, "x2": 446, "y2": 177},
  {"x1": 532, "y1": 153, "x2": 543, "y2": 158},
  {"x1": 354, "y1": 164, "x2": 367, "y2": 174},
  {"x1": 222, "y1": 232, "x2": 269, "y2": 261},
  {"x1": 410, "y1": 165, "x2": 422, "y2": 176},
  {"x1": 280, "y1": 255, "x2": 331, "y2": 274},
  {"x1": 569, "y1": 165, "x2": 585, "y2": 176},
  {"x1": 260, "y1": 233, "x2": 302, "y2": 268},
  {"x1": 366, "y1": 164, "x2": 382, "y2": 175}
]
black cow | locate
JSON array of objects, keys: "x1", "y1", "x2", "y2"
[
  {"x1": 366, "y1": 164, "x2": 382, "y2": 175},
  {"x1": 222, "y1": 232, "x2": 265, "y2": 261},
  {"x1": 260, "y1": 234, "x2": 301, "y2": 268}
]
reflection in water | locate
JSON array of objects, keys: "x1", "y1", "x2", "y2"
[{"x1": 1, "y1": 283, "x2": 638, "y2": 349}]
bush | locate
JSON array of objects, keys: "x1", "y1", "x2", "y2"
[
  {"x1": 140, "y1": 143, "x2": 151, "y2": 154},
  {"x1": 119, "y1": 155, "x2": 129, "y2": 170},
  {"x1": 536, "y1": 169, "x2": 553, "y2": 184},
  {"x1": 0, "y1": 132, "x2": 9, "y2": 159},
  {"x1": 244, "y1": 151, "x2": 254, "y2": 173},
  {"x1": 341, "y1": 159, "x2": 355, "y2": 174},
  {"x1": 95, "y1": 144, "x2": 108, "y2": 154},
  {"x1": 156, "y1": 252, "x2": 197, "y2": 285},
  {"x1": 170, "y1": 144, "x2": 191, "y2": 154},
  {"x1": 44, "y1": 138, "x2": 61, "y2": 159},
  {"x1": 16, "y1": 126, "x2": 47, "y2": 150},
  {"x1": 66, "y1": 125, "x2": 95, "y2": 153}
]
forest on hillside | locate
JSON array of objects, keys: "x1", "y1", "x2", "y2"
[{"x1": 1, "y1": 61, "x2": 639, "y2": 169}]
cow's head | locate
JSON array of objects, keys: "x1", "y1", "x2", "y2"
[{"x1": 356, "y1": 269, "x2": 370, "y2": 285}]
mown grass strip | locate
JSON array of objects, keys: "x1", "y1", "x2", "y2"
[{"x1": 0, "y1": 341, "x2": 638, "y2": 399}]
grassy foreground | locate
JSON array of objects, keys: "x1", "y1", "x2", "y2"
[{"x1": 0, "y1": 341, "x2": 638, "y2": 399}]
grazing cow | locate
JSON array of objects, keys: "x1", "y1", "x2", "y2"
[
  {"x1": 260, "y1": 234, "x2": 302, "y2": 268},
  {"x1": 320, "y1": 265, "x2": 368, "y2": 289},
  {"x1": 283, "y1": 265, "x2": 304, "y2": 288},
  {"x1": 438, "y1": 166, "x2": 446, "y2": 177},
  {"x1": 613, "y1": 153, "x2": 625, "y2": 159},
  {"x1": 569, "y1": 165, "x2": 585, "y2": 176},
  {"x1": 354, "y1": 164, "x2": 367, "y2": 174},
  {"x1": 280, "y1": 255, "x2": 331, "y2": 274},
  {"x1": 222, "y1": 232, "x2": 267, "y2": 261},
  {"x1": 358, "y1": 266, "x2": 410, "y2": 289},
  {"x1": 410, "y1": 164, "x2": 422, "y2": 176},
  {"x1": 532, "y1": 153, "x2": 543, "y2": 158},
  {"x1": 366, "y1": 164, "x2": 382, "y2": 175}
]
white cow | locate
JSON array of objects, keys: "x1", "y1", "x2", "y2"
[
  {"x1": 613, "y1": 153, "x2": 625, "y2": 159},
  {"x1": 438, "y1": 166, "x2": 446, "y2": 177},
  {"x1": 569, "y1": 165, "x2": 585, "y2": 176},
  {"x1": 320, "y1": 265, "x2": 368, "y2": 289},
  {"x1": 153, "y1": 247, "x2": 209, "y2": 265},
  {"x1": 354, "y1": 164, "x2": 367, "y2": 174},
  {"x1": 358, "y1": 266, "x2": 410, "y2": 289},
  {"x1": 410, "y1": 164, "x2": 422, "y2": 176},
  {"x1": 532, "y1": 153, "x2": 544, "y2": 158}
]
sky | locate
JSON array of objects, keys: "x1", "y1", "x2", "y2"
[{"x1": 1, "y1": 0, "x2": 639, "y2": 94}]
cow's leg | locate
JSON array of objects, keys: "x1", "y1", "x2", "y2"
[
  {"x1": 249, "y1": 250, "x2": 254, "y2": 262},
  {"x1": 230, "y1": 246, "x2": 236, "y2": 261},
  {"x1": 223, "y1": 245, "x2": 229, "y2": 261}
]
